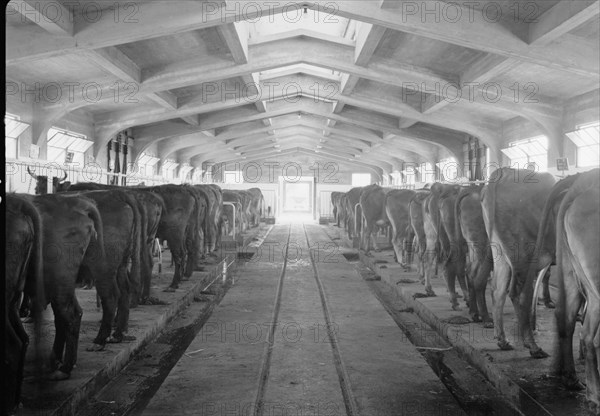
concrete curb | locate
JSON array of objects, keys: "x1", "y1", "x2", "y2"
[
  {"x1": 358, "y1": 252, "x2": 546, "y2": 413},
  {"x1": 52, "y1": 255, "x2": 238, "y2": 416}
]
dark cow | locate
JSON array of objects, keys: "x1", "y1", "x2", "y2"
[
  {"x1": 532, "y1": 169, "x2": 599, "y2": 410},
  {"x1": 359, "y1": 184, "x2": 391, "y2": 254},
  {"x1": 59, "y1": 182, "x2": 166, "y2": 304},
  {"x1": 27, "y1": 166, "x2": 70, "y2": 194},
  {"x1": 27, "y1": 193, "x2": 104, "y2": 380},
  {"x1": 5, "y1": 195, "x2": 44, "y2": 414},
  {"x1": 409, "y1": 190, "x2": 431, "y2": 293},
  {"x1": 481, "y1": 167, "x2": 555, "y2": 358},
  {"x1": 433, "y1": 183, "x2": 469, "y2": 310},
  {"x1": 139, "y1": 185, "x2": 196, "y2": 292},
  {"x1": 345, "y1": 187, "x2": 364, "y2": 240},
  {"x1": 455, "y1": 185, "x2": 493, "y2": 326},
  {"x1": 72, "y1": 190, "x2": 143, "y2": 350},
  {"x1": 179, "y1": 185, "x2": 208, "y2": 278},
  {"x1": 206, "y1": 184, "x2": 224, "y2": 251},
  {"x1": 330, "y1": 192, "x2": 344, "y2": 226},
  {"x1": 247, "y1": 187, "x2": 264, "y2": 227},
  {"x1": 385, "y1": 189, "x2": 416, "y2": 268}
]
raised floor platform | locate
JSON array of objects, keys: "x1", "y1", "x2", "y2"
[
  {"x1": 18, "y1": 224, "x2": 272, "y2": 416},
  {"x1": 353, "y1": 237, "x2": 590, "y2": 416}
]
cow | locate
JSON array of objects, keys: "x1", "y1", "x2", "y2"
[
  {"x1": 481, "y1": 167, "x2": 555, "y2": 358},
  {"x1": 330, "y1": 192, "x2": 344, "y2": 226},
  {"x1": 71, "y1": 190, "x2": 143, "y2": 351},
  {"x1": 138, "y1": 185, "x2": 196, "y2": 292},
  {"x1": 27, "y1": 166, "x2": 70, "y2": 194},
  {"x1": 531, "y1": 169, "x2": 599, "y2": 410},
  {"x1": 409, "y1": 190, "x2": 431, "y2": 294},
  {"x1": 5, "y1": 194, "x2": 44, "y2": 414},
  {"x1": 179, "y1": 185, "x2": 208, "y2": 279},
  {"x1": 247, "y1": 187, "x2": 264, "y2": 227},
  {"x1": 205, "y1": 184, "x2": 225, "y2": 252},
  {"x1": 195, "y1": 184, "x2": 222, "y2": 256},
  {"x1": 359, "y1": 184, "x2": 392, "y2": 254},
  {"x1": 385, "y1": 189, "x2": 416, "y2": 269},
  {"x1": 433, "y1": 183, "x2": 469, "y2": 310},
  {"x1": 26, "y1": 193, "x2": 104, "y2": 380},
  {"x1": 345, "y1": 187, "x2": 364, "y2": 240},
  {"x1": 455, "y1": 184, "x2": 494, "y2": 326},
  {"x1": 59, "y1": 182, "x2": 166, "y2": 305},
  {"x1": 337, "y1": 193, "x2": 348, "y2": 229}
]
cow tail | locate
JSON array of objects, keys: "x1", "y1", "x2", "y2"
[
  {"x1": 22, "y1": 198, "x2": 46, "y2": 374},
  {"x1": 126, "y1": 195, "x2": 143, "y2": 302},
  {"x1": 87, "y1": 202, "x2": 106, "y2": 260}
]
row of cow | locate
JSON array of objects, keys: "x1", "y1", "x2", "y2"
[
  {"x1": 331, "y1": 167, "x2": 599, "y2": 412},
  {"x1": 5, "y1": 182, "x2": 264, "y2": 414}
]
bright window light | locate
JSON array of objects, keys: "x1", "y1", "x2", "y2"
[
  {"x1": 566, "y1": 122, "x2": 599, "y2": 168},
  {"x1": 501, "y1": 135, "x2": 548, "y2": 171},
  {"x1": 47, "y1": 127, "x2": 92, "y2": 165},
  {"x1": 352, "y1": 173, "x2": 371, "y2": 186}
]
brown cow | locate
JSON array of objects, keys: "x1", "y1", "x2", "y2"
[
  {"x1": 27, "y1": 194, "x2": 104, "y2": 379},
  {"x1": 359, "y1": 184, "x2": 392, "y2": 254},
  {"x1": 5, "y1": 195, "x2": 44, "y2": 413},
  {"x1": 434, "y1": 183, "x2": 469, "y2": 310},
  {"x1": 409, "y1": 190, "x2": 431, "y2": 293},
  {"x1": 532, "y1": 169, "x2": 599, "y2": 411},
  {"x1": 481, "y1": 167, "x2": 555, "y2": 358},
  {"x1": 455, "y1": 185, "x2": 493, "y2": 326},
  {"x1": 385, "y1": 189, "x2": 416, "y2": 268}
]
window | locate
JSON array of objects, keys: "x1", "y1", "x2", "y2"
[
  {"x1": 224, "y1": 170, "x2": 243, "y2": 184},
  {"x1": 136, "y1": 153, "x2": 160, "y2": 177},
  {"x1": 351, "y1": 173, "x2": 371, "y2": 186},
  {"x1": 161, "y1": 159, "x2": 178, "y2": 180},
  {"x1": 47, "y1": 127, "x2": 93, "y2": 167},
  {"x1": 5, "y1": 113, "x2": 30, "y2": 159},
  {"x1": 501, "y1": 135, "x2": 548, "y2": 171},
  {"x1": 566, "y1": 122, "x2": 599, "y2": 168}
]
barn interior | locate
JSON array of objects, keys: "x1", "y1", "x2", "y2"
[{"x1": 4, "y1": 1, "x2": 600, "y2": 416}]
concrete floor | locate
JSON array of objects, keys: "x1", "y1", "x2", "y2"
[{"x1": 143, "y1": 224, "x2": 465, "y2": 416}]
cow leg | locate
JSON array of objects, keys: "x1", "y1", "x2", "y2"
[
  {"x1": 140, "y1": 245, "x2": 153, "y2": 303},
  {"x1": 48, "y1": 296, "x2": 82, "y2": 380},
  {"x1": 7, "y1": 306, "x2": 29, "y2": 411},
  {"x1": 491, "y1": 259, "x2": 512, "y2": 350},
  {"x1": 515, "y1": 273, "x2": 549, "y2": 358},
  {"x1": 422, "y1": 248, "x2": 437, "y2": 297},
  {"x1": 49, "y1": 301, "x2": 67, "y2": 372},
  {"x1": 582, "y1": 303, "x2": 600, "y2": 412},
  {"x1": 88, "y1": 266, "x2": 117, "y2": 351},
  {"x1": 112, "y1": 265, "x2": 135, "y2": 343},
  {"x1": 474, "y1": 256, "x2": 493, "y2": 328},
  {"x1": 166, "y1": 243, "x2": 186, "y2": 291},
  {"x1": 443, "y1": 264, "x2": 459, "y2": 310},
  {"x1": 362, "y1": 222, "x2": 373, "y2": 255},
  {"x1": 541, "y1": 267, "x2": 555, "y2": 309}
]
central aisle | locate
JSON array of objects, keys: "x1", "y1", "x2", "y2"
[{"x1": 142, "y1": 224, "x2": 465, "y2": 416}]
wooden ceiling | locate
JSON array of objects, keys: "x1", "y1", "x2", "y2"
[{"x1": 6, "y1": 0, "x2": 600, "y2": 177}]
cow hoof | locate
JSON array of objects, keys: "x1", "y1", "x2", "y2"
[
  {"x1": 529, "y1": 348, "x2": 549, "y2": 359},
  {"x1": 544, "y1": 300, "x2": 556, "y2": 309},
  {"x1": 86, "y1": 343, "x2": 105, "y2": 352},
  {"x1": 425, "y1": 288, "x2": 436, "y2": 297},
  {"x1": 108, "y1": 335, "x2": 123, "y2": 343},
  {"x1": 483, "y1": 321, "x2": 494, "y2": 329},
  {"x1": 497, "y1": 340, "x2": 513, "y2": 350},
  {"x1": 562, "y1": 374, "x2": 584, "y2": 391},
  {"x1": 163, "y1": 287, "x2": 176, "y2": 293},
  {"x1": 47, "y1": 370, "x2": 70, "y2": 381},
  {"x1": 120, "y1": 334, "x2": 136, "y2": 342},
  {"x1": 470, "y1": 314, "x2": 482, "y2": 323}
]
